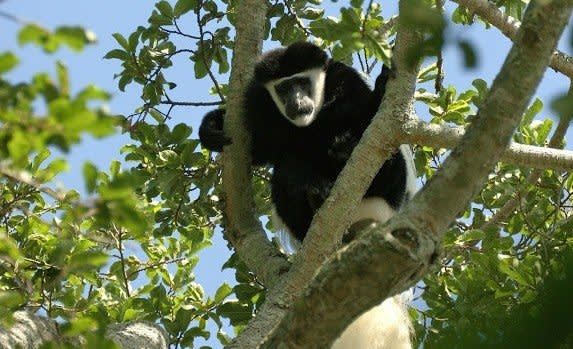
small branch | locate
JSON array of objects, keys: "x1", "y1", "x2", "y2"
[
  {"x1": 435, "y1": 0, "x2": 444, "y2": 93},
  {"x1": 0, "y1": 10, "x2": 32, "y2": 25},
  {"x1": 452, "y1": 0, "x2": 573, "y2": 80},
  {"x1": 128, "y1": 257, "x2": 187, "y2": 278},
  {"x1": 159, "y1": 100, "x2": 222, "y2": 107},
  {"x1": 196, "y1": 1, "x2": 225, "y2": 102},
  {"x1": 113, "y1": 227, "x2": 131, "y2": 298},
  {"x1": 159, "y1": 24, "x2": 201, "y2": 40},
  {"x1": 0, "y1": 163, "x2": 67, "y2": 201}
]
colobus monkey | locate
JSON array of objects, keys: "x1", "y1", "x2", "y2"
[{"x1": 199, "y1": 41, "x2": 416, "y2": 349}]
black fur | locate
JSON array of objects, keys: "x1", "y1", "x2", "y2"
[
  {"x1": 254, "y1": 42, "x2": 328, "y2": 83},
  {"x1": 199, "y1": 42, "x2": 408, "y2": 242}
]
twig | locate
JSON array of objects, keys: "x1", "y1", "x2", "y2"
[
  {"x1": 0, "y1": 10, "x2": 32, "y2": 25},
  {"x1": 196, "y1": 0, "x2": 225, "y2": 102},
  {"x1": 114, "y1": 227, "x2": 131, "y2": 298},
  {"x1": 160, "y1": 100, "x2": 223, "y2": 107},
  {"x1": 435, "y1": 0, "x2": 444, "y2": 93},
  {"x1": 159, "y1": 26, "x2": 201, "y2": 40}
]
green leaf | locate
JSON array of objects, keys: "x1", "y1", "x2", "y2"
[
  {"x1": 418, "y1": 63, "x2": 438, "y2": 83},
  {"x1": 174, "y1": 0, "x2": 197, "y2": 17},
  {"x1": 171, "y1": 123, "x2": 192, "y2": 144},
  {"x1": 104, "y1": 49, "x2": 130, "y2": 61},
  {"x1": 110, "y1": 160, "x2": 121, "y2": 177},
  {"x1": 83, "y1": 162, "x2": 98, "y2": 193},
  {"x1": 54, "y1": 26, "x2": 96, "y2": 51},
  {"x1": 18, "y1": 24, "x2": 49, "y2": 46},
  {"x1": 193, "y1": 57, "x2": 208, "y2": 79},
  {"x1": 36, "y1": 158, "x2": 69, "y2": 182},
  {"x1": 62, "y1": 316, "x2": 98, "y2": 336},
  {"x1": 214, "y1": 283, "x2": 232, "y2": 303},
  {"x1": 31, "y1": 149, "x2": 51, "y2": 172},
  {"x1": 0, "y1": 291, "x2": 26, "y2": 310},
  {"x1": 56, "y1": 61, "x2": 70, "y2": 96},
  {"x1": 0, "y1": 52, "x2": 19, "y2": 74},
  {"x1": 157, "y1": 150, "x2": 180, "y2": 168},
  {"x1": 112, "y1": 33, "x2": 130, "y2": 50},
  {"x1": 299, "y1": 7, "x2": 324, "y2": 20},
  {"x1": 216, "y1": 301, "x2": 252, "y2": 326},
  {"x1": 156, "y1": 1, "x2": 174, "y2": 18}
]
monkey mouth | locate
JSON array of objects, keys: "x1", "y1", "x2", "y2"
[{"x1": 287, "y1": 112, "x2": 316, "y2": 127}]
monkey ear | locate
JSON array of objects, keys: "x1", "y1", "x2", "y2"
[{"x1": 199, "y1": 109, "x2": 232, "y2": 152}]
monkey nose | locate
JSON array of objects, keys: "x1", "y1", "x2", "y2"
[{"x1": 285, "y1": 100, "x2": 314, "y2": 120}]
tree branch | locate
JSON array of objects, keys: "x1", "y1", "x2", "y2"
[
  {"x1": 452, "y1": 0, "x2": 573, "y2": 80},
  {"x1": 0, "y1": 311, "x2": 168, "y2": 349},
  {"x1": 400, "y1": 119, "x2": 573, "y2": 171},
  {"x1": 0, "y1": 163, "x2": 67, "y2": 201},
  {"x1": 220, "y1": 0, "x2": 289, "y2": 289},
  {"x1": 262, "y1": 0, "x2": 573, "y2": 347},
  {"x1": 159, "y1": 100, "x2": 222, "y2": 107}
]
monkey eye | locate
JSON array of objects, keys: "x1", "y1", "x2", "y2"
[{"x1": 275, "y1": 77, "x2": 312, "y2": 100}]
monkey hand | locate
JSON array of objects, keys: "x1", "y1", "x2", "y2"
[
  {"x1": 198, "y1": 109, "x2": 232, "y2": 152},
  {"x1": 306, "y1": 182, "x2": 332, "y2": 211},
  {"x1": 328, "y1": 131, "x2": 358, "y2": 163}
]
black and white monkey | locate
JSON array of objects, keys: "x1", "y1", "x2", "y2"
[{"x1": 199, "y1": 42, "x2": 416, "y2": 349}]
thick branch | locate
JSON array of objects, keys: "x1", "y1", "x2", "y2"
[
  {"x1": 263, "y1": 0, "x2": 573, "y2": 347},
  {"x1": 220, "y1": 0, "x2": 289, "y2": 287},
  {"x1": 400, "y1": 120, "x2": 573, "y2": 171},
  {"x1": 0, "y1": 311, "x2": 168, "y2": 349},
  {"x1": 452, "y1": 0, "x2": 573, "y2": 79}
]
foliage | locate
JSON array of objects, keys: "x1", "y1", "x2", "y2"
[{"x1": 0, "y1": 0, "x2": 572, "y2": 348}]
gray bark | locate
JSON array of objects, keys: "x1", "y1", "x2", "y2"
[
  {"x1": 400, "y1": 119, "x2": 573, "y2": 171},
  {"x1": 0, "y1": 311, "x2": 168, "y2": 349},
  {"x1": 220, "y1": 0, "x2": 290, "y2": 288}
]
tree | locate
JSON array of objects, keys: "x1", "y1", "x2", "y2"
[{"x1": 1, "y1": 0, "x2": 573, "y2": 348}]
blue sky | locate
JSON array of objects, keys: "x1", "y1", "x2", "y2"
[{"x1": 1, "y1": 0, "x2": 572, "y2": 347}]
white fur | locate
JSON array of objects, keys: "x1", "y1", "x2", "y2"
[
  {"x1": 355, "y1": 197, "x2": 396, "y2": 223},
  {"x1": 332, "y1": 293, "x2": 413, "y2": 349},
  {"x1": 271, "y1": 207, "x2": 301, "y2": 255},
  {"x1": 264, "y1": 68, "x2": 326, "y2": 127},
  {"x1": 271, "y1": 196, "x2": 414, "y2": 349}
]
